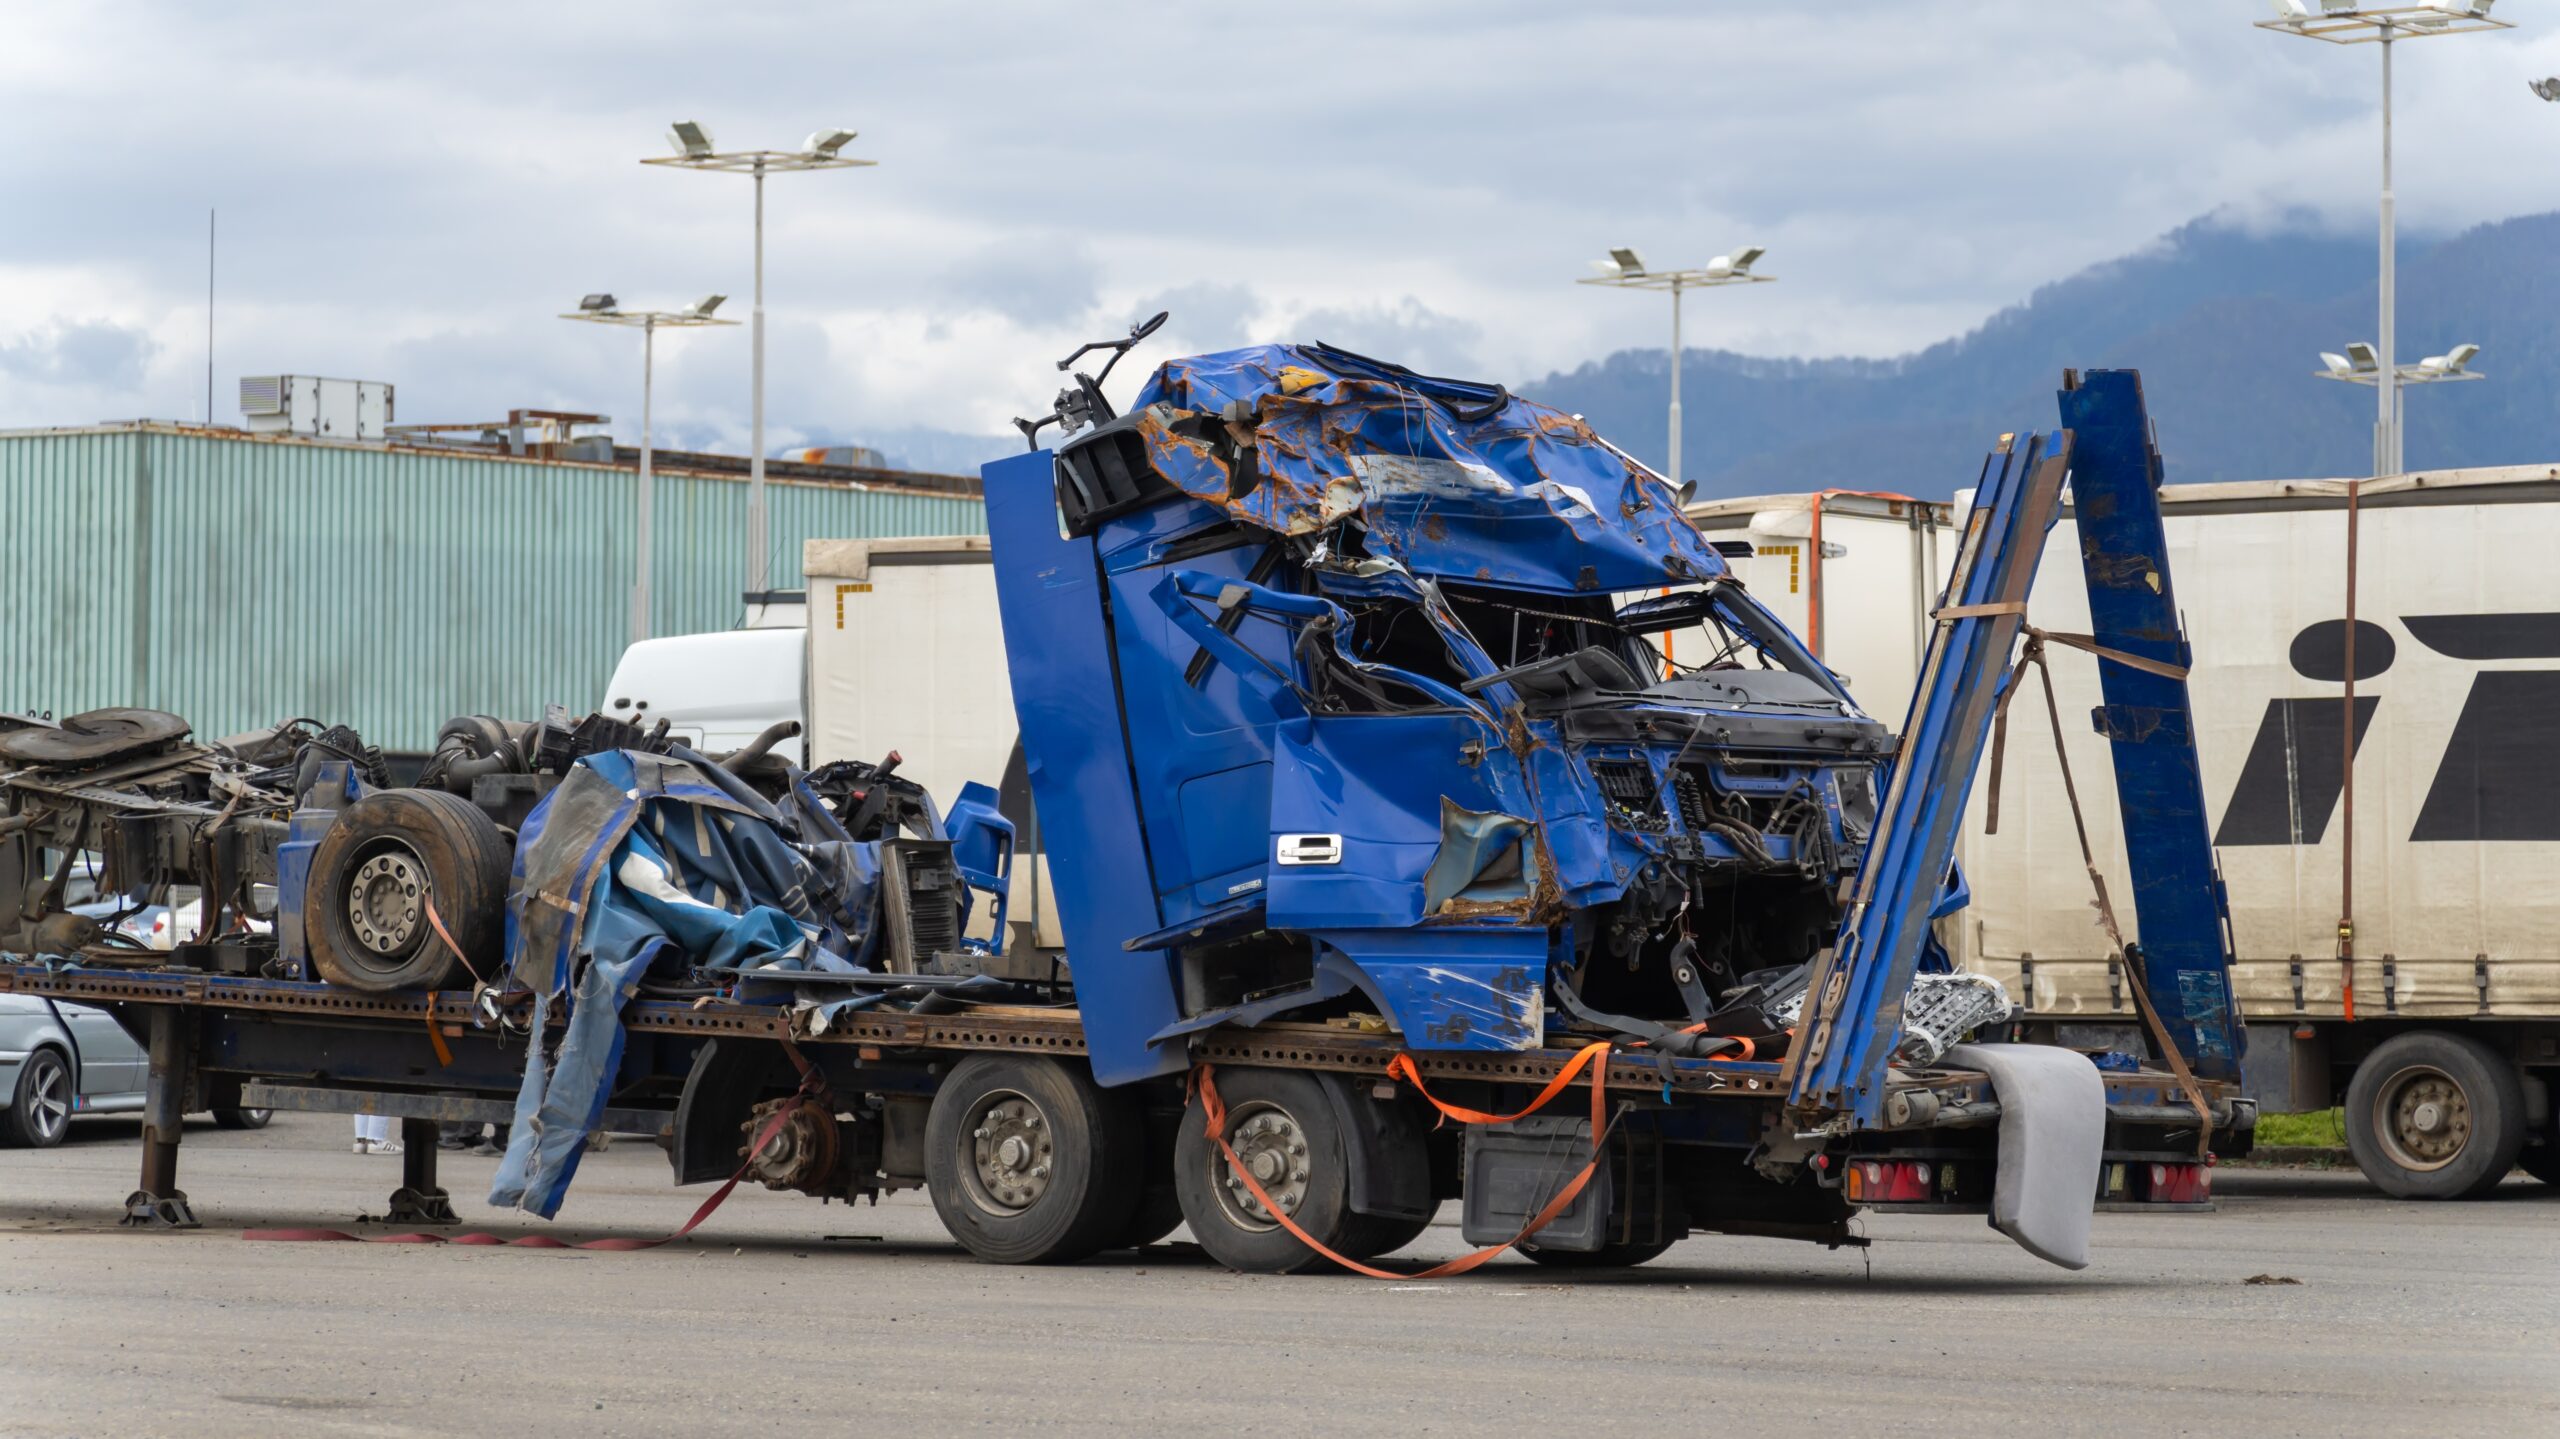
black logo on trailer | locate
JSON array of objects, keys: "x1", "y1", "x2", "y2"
[{"x1": 2214, "y1": 613, "x2": 2560, "y2": 846}]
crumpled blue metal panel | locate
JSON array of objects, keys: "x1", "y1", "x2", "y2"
[
  {"x1": 1127, "y1": 345, "x2": 1729, "y2": 595},
  {"x1": 2056, "y1": 370, "x2": 2245, "y2": 1081},
  {"x1": 1313, "y1": 928, "x2": 1547, "y2": 1050},
  {"x1": 1788, "y1": 429, "x2": 2073, "y2": 1126},
  {"x1": 490, "y1": 749, "x2": 884, "y2": 1217}
]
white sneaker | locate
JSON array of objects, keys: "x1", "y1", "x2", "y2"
[
  {"x1": 374, "y1": 1139, "x2": 405, "y2": 1156},
  {"x1": 352, "y1": 1138, "x2": 374, "y2": 1154}
]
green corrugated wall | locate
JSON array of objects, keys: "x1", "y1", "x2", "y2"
[{"x1": 0, "y1": 427, "x2": 985, "y2": 752}]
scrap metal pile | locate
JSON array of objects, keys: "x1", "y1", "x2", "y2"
[
  {"x1": 0, "y1": 708, "x2": 380, "y2": 964},
  {"x1": 0, "y1": 701, "x2": 1025, "y2": 1216}
]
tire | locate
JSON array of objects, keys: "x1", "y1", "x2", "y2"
[
  {"x1": 212, "y1": 1106, "x2": 272, "y2": 1130},
  {"x1": 924, "y1": 1055, "x2": 1142, "y2": 1265},
  {"x1": 1520, "y1": 1238, "x2": 1676, "y2": 1270},
  {"x1": 1174, "y1": 1068, "x2": 1368, "y2": 1274},
  {"x1": 307, "y1": 789, "x2": 511, "y2": 993},
  {"x1": 2518, "y1": 1092, "x2": 2560, "y2": 1187},
  {"x1": 4, "y1": 1048, "x2": 74, "y2": 1148},
  {"x1": 2521, "y1": 1142, "x2": 2560, "y2": 1187},
  {"x1": 1112, "y1": 1183, "x2": 1186, "y2": 1251},
  {"x1": 2343, "y1": 1030, "x2": 2527, "y2": 1199},
  {"x1": 1340, "y1": 1209, "x2": 1435, "y2": 1261}
]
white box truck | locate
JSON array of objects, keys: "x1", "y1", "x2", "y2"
[{"x1": 1689, "y1": 466, "x2": 2560, "y2": 1197}]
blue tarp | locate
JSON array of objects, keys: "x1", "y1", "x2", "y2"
[
  {"x1": 489, "y1": 750, "x2": 885, "y2": 1218},
  {"x1": 1127, "y1": 344, "x2": 1730, "y2": 596}
]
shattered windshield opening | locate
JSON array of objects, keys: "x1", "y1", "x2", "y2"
[{"x1": 1423, "y1": 578, "x2": 1848, "y2": 712}]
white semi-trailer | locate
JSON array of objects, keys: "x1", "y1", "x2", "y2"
[{"x1": 1689, "y1": 465, "x2": 2560, "y2": 1198}]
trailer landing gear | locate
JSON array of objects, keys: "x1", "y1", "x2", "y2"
[
  {"x1": 386, "y1": 1118, "x2": 458, "y2": 1224},
  {"x1": 126, "y1": 1007, "x2": 200, "y2": 1230}
]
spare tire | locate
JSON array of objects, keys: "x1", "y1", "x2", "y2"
[{"x1": 307, "y1": 789, "x2": 511, "y2": 993}]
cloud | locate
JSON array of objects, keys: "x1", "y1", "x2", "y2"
[
  {"x1": 1285, "y1": 297, "x2": 1482, "y2": 378},
  {"x1": 0, "y1": 318, "x2": 159, "y2": 390},
  {"x1": 1134, "y1": 282, "x2": 1262, "y2": 356},
  {"x1": 2, "y1": 0, "x2": 2554, "y2": 449}
]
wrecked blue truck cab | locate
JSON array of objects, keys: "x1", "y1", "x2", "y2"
[{"x1": 992, "y1": 343, "x2": 1905, "y2": 1085}]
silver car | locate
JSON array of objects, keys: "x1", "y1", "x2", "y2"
[{"x1": 0, "y1": 994, "x2": 270, "y2": 1147}]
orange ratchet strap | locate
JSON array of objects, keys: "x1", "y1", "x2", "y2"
[
  {"x1": 1382, "y1": 1040, "x2": 1611, "y2": 1127},
  {"x1": 418, "y1": 895, "x2": 487, "y2": 1067},
  {"x1": 1195, "y1": 1040, "x2": 1613, "y2": 1280}
]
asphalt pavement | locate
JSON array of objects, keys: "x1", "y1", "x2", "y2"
[{"x1": 0, "y1": 1112, "x2": 2552, "y2": 1436}]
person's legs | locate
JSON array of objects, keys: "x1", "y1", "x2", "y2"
[{"x1": 354, "y1": 1114, "x2": 394, "y2": 1152}]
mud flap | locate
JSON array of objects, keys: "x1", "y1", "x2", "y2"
[{"x1": 1943, "y1": 1042, "x2": 2104, "y2": 1269}]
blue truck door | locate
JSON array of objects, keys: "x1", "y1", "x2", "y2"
[{"x1": 1098, "y1": 520, "x2": 1292, "y2": 925}]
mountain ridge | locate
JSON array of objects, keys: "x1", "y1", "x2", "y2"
[{"x1": 1516, "y1": 210, "x2": 2560, "y2": 499}]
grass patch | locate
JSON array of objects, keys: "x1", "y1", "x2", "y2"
[{"x1": 2255, "y1": 1107, "x2": 2346, "y2": 1149}]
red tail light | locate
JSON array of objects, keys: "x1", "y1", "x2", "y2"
[
  {"x1": 1844, "y1": 1158, "x2": 1935, "y2": 1203},
  {"x1": 2140, "y1": 1160, "x2": 2213, "y2": 1203}
]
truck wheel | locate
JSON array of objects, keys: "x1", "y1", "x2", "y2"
[
  {"x1": 1174, "y1": 1068, "x2": 1368, "y2": 1274},
  {"x1": 925, "y1": 1055, "x2": 1141, "y2": 1264},
  {"x1": 307, "y1": 789, "x2": 510, "y2": 994},
  {"x1": 211, "y1": 1106, "x2": 272, "y2": 1130},
  {"x1": 1520, "y1": 1239, "x2": 1676, "y2": 1269},
  {"x1": 3, "y1": 1048, "x2": 74, "y2": 1148},
  {"x1": 2343, "y1": 1031, "x2": 2527, "y2": 1199}
]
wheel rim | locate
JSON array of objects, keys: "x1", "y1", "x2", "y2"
[
  {"x1": 1211, "y1": 1100, "x2": 1311, "y2": 1232},
  {"x1": 2372, "y1": 1063, "x2": 2473, "y2": 1172},
  {"x1": 346, "y1": 843, "x2": 431, "y2": 961},
  {"x1": 960, "y1": 1088, "x2": 1055, "y2": 1215},
  {"x1": 26, "y1": 1055, "x2": 69, "y2": 1141}
]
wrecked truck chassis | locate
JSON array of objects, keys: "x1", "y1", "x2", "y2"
[{"x1": 0, "y1": 961, "x2": 2244, "y2": 1243}]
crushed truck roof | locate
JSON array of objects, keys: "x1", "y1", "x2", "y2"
[{"x1": 1125, "y1": 342, "x2": 1730, "y2": 595}]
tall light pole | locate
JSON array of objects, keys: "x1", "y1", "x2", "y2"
[
  {"x1": 1577, "y1": 245, "x2": 1772, "y2": 494},
  {"x1": 561, "y1": 294, "x2": 737, "y2": 644},
  {"x1": 2258, "y1": 1, "x2": 2510, "y2": 478},
  {"x1": 645, "y1": 121, "x2": 873, "y2": 600},
  {"x1": 2316, "y1": 339, "x2": 2485, "y2": 459}
]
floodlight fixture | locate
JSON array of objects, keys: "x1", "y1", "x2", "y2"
[
  {"x1": 689, "y1": 294, "x2": 727, "y2": 318},
  {"x1": 2414, "y1": 342, "x2": 2482, "y2": 377},
  {"x1": 2258, "y1": 1, "x2": 2505, "y2": 42},
  {"x1": 804, "y1": 127, "x2": 859, "y2": 158},
  {"x1": 2313, "y1": 338, "x2": 2482, "y2": 384},
  {"x1": 579, "y1": 293, "x2": 619, "y2": 314},
  {"x1": 669, "y1": 120, "x2": 714, "y2": 159},
  {"x1": 1706, "y1": 246, "x2": 1766, "y2": 280}
]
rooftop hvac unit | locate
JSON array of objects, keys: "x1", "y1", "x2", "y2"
[{"x1": 237, "y1": 375, "x2": 395, "y2": 441}]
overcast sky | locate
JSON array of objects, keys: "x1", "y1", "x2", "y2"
[{"x1": 3, "y1": 2, "x2": 2556, "y2": 463}]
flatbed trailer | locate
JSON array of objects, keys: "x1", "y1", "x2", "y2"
[
  {"x1": 0, "y1": 351, "x2": 2252, "y2": 1275},
  {"x1": 0, "y1": 958, "x2": 2241, "y2": 1240}
]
